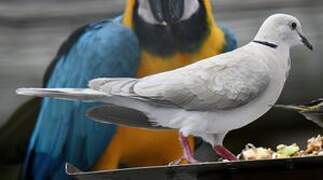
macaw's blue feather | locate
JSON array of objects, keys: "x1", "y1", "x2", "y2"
[
  {"x1": 219, "y1": 24, "x2": 238, "y2": 52},
  {"x1": 24, "y1": 17, "x2": 140, "y2": 180}
]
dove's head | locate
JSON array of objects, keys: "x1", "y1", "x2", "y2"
[{"x1": 255, "y1": 14, "x2": 313, "y2": 50}]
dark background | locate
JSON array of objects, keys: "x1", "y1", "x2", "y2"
[{"x1": 0, "y1": 0, "x2": 323, "y2": 177}]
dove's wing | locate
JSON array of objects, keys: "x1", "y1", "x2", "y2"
[{"x1": 91, "y1": 52, "x2": 271, "y2": 111}]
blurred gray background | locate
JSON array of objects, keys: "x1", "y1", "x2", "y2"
[{"x1": 0, "y1": 0, "x2": 322, "y2": 157}]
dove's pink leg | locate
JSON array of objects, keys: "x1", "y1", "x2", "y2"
[
  {"x1": 213, "y1": 145, "x2": 238, "y2": 161},
  {"x1": 178, "y1": 132, "x2": 200, "y2": 163},
  {"x1": 169, "y1": 133, "x2": 199, "y2": 165}
]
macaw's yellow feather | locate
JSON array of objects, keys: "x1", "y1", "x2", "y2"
[
  {"x1": 94, "y1": 128, "x2": 194, "y2": 170},
  {"x1": 94, "y1": 0, "x2": 226, "y2": 170},
  {"x1": 136, "y1": 27, "x2": 225, "y2": 77},
  {"x1": 123, "y1": 0, "x2": 135, "y2": 28}
]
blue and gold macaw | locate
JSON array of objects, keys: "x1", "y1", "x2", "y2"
[{"x1": 14, "y1": 0, "x2": 237, "y2": 179}]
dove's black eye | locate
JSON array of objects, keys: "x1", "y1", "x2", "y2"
[{"x1": 291, "y1": 22, "x2": 297, "y2": 30}]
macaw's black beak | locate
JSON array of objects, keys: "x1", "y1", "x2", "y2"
[
  {"x1": 149, "y1": 0, "x2": 184, "y2": 24},
  {"x1": 298, "y1": 31, "x2": 313, "y2": 51}
]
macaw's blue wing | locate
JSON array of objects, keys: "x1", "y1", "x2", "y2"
[
  {"x1": 24, "y1": 18, "x2": 140, "y2": 180},
  {"x1": 219, "y1": 25, "x2": 238, "y2": 52}
]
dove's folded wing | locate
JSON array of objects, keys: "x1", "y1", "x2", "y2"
[{"x1": 90, "y1": 54, "x2": 271, "y2": 111}]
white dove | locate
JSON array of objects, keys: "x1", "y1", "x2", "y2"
[{"x1": 17, "y1": 14, "x2": 313, "y2": 164}]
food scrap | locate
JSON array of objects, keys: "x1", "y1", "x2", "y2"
[
  {"x1": 305, "y1": 135, "x2": 323, "y2": 155},
  {"x1": 239, "y1": 135, "x2": 323, "y2": 160}
]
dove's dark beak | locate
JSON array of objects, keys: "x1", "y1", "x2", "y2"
[
  {"x1": 298, "y1": 31, "x2": 313, "y2": 51},
  {"x1": 149, "y1": 0, "x2": 184, "y2": 24}
]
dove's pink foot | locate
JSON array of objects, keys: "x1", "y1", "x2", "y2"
[
  {"x1": 179, "y1": 132, "x2": 200, "y2": 163},
  {"x1": 213, "y1": 145, "x2": 238, "y2": 161},
  {"x1": 169, "y1": 133, "x2": 200, "y2": 165}
]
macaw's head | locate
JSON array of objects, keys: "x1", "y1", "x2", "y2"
[{"x1": 123, "y1": 0, "x2": 216, "y2": 57}]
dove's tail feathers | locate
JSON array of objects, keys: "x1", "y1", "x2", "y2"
[
  {"x1": 87, "y1": 105, "x2": 167, "y2": 130},
  {"x1": 16, "y1": 88, "x2": 107, "y2": 102},
  {"x1": 274, "y1": 104, "x2": 307, "y2": 111}
]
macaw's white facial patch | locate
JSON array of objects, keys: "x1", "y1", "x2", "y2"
[
  {"x1": 137, "y1": 0, "x2": 160, "y2": 25},
  {"x1": 181, "y1": 0, "x2": 200, "y2": 21},
  {"x1": 137, "y1": 0, "x2": 200, "y2": 25}
]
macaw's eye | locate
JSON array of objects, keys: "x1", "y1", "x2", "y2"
[{"x1": 291, "y1": 22, "x2": 297, "y2": 30}]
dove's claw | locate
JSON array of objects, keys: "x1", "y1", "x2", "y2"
[
  {"x1": 213, "y1": 145, "x2": 238, "y2": 161},
  {"x1": 168, "y1": 157, "x2": 184, "y2": 166}
]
